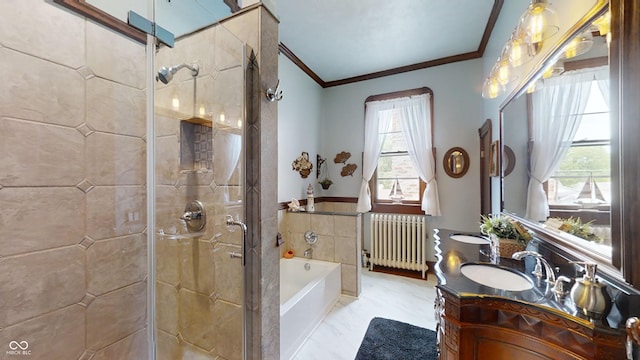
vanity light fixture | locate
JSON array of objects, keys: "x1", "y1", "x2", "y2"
[
  {"x1": 518, "y1": 0, "x2": 559, "y2": 54},
  {"x1": 482, "y1": 0, "x2": 558, "y2": 99}
]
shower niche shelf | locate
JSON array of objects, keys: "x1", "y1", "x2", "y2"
[{"x1": 180, "y1": 120, "x2": 213, "y2": 172}]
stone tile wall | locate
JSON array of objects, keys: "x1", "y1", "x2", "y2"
[
  {"x1": 154, "y1": 22, "x2": 246, "y2": 360},
  {"x1": 222, "y1": 6, "x2": 281, "y2": 360},
  {"x1": 278, "y1": 202, "x2": 363, "y2": 297},
  {"x1": 0, "y1": 1, "x2": 148, "y2": 359}
]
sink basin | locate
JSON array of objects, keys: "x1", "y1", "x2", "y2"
[
  {"x1": 450, "y1": 234, "x2": 490, "y2": 244},
  {"x1": 460, "y1": 263, "x2": 533, "y2": 291}
]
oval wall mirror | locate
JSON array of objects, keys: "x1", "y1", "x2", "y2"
[{"x1": 443, "y1": 147, "x2": 469, "y2": 178}]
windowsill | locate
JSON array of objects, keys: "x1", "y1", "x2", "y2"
[{"x1": 371, "y1": 203, "x2": 425, "y2": 215}]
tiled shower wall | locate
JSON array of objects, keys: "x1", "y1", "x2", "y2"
[
  {"x1": 0, "y1": 1, "x2": 148, "y2": 359},
  {"x1": 222, "y1": 6, "x2": 281, "y2": 359},
  {"x1": 153, "y1": 23, "x2": 246, "y2": 360}
]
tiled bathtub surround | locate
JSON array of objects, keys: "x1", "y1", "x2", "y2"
[
  {"x1": 278, "y1": 203, "x2": 363, "y2": 297},
  {"x1": 0, "y1": 1, "x2": 148, "y2": 359}
]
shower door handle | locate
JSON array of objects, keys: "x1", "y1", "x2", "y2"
[{"x1": 226, "y1": 215, "x2": 247, "y2": 266}]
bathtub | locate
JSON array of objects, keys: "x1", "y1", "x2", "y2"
[{"x1": 280, "y1": 257, "x2": 342, "y2": 360}]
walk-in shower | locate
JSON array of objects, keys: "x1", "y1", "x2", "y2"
[{"x1": 156, "y1": 63, "x2": 199, "y2": 84}]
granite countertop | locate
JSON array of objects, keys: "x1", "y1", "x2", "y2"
[{"x1": 434, "y1": 228, "x2": 624, "y2": 333}]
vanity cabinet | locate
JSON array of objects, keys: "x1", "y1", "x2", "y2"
[
  {"x1": 436, "y1": 288, "x2": 626, "y2": 360},
  {"x1": 433, "y1": 228, "x2": 627, "y2": 360}
]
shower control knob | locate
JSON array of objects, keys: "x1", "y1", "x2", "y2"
[
  {"x1": 180, "y1": 200, "x2": 206, "y2": 232},
  {"x1": 180, "y1": 211, "x2": 202, "y2": 221}
]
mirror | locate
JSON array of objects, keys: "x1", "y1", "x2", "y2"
[
  {"x1": 500, "y1": 3, "x2": 620, "y2": 276},
  {"x1": 443, "y1": 147, "x2": 469, "y2": 178}
]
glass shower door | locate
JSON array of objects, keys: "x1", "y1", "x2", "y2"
[{"x1": 152, "y1": 19, "x2": 247, "y2": 360}]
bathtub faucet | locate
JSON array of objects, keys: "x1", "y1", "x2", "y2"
[{"x1": 304, "y1": 247, "x2": 313, "y2": 259}]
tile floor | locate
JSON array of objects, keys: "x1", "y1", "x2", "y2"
[{"x1": 291, "y1": 269, "x2": 439, "y2": 360}]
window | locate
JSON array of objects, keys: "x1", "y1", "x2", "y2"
[
  {"x1": 373, "y1": 111, "x2": 425, "y2": 205},
  {"x1": 547, "y1": 81, "x2": 610, "y2": 211},
  {"x1": 357, "y1": 87, "x2": 437, "y2": 215}
]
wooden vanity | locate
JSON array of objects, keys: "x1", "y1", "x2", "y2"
[{"x1": 434, "y1": 229, "x2": 627, "y2": 360}]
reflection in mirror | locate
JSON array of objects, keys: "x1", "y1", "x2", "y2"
[
  {"x1": 503, "y1": 145, "x2": 516, "y2": 177},
  {"x1": 502, "y1": 8, "x2": 612, "y2": 258},
  {"x1": 443, "y1": 147, "x2": 469, "y2": 178}
]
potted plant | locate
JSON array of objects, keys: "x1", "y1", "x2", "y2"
[
  {"x1": 318, "y1": 178, "x2": 333, "y2": 190},
  {"x1": 480, "y1": 214, "x2": 532, "y2": 258},
  {"x1": 555, "y1": 217, "x2": 602, "y2": 243}
]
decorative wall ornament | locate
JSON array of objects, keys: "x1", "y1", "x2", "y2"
[
  {"x1": 292, "y1": 152, "x2": 313, "y2": 178},
  {"x1": 341, "y1": 163, "x2": 358, "y2": 177},
  {"x1": 334, "y1": 151, "x2": 351, "y2": 164},
  {"x1": 316, "y1": 154, "x2": 326, "y2": 178}
]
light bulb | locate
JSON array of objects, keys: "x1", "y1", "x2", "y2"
[
  {"x1": 199, "y1": 105, "x2": 205, "y2": 116},
  {"x1": 542, "y1": 65, "x2": 554, "y2": 79},
  {"x1": 509, "y1": 39, "x2": 524, "y2": 67},
  {"x1": 594, "y1": 12, "x2": 610, "y2": 36},
  {"x1": 529, "y1": 6, "x2": 545, "y2": 44},
  {"x1": 219, "y1": 112, "x2": 225, "y2": 123},
  {"x1": 497, "y1": 61, "x2": 510, "y2": 85},
  {"x1": 482, "y1": 77, "x2": 501, "y2": 99},
  {"x1": 172, "y1": 97, "x2": 180, "y2": 110},
  {"x1": 237, "y1": 119, "x2": 243, "y2": 128},
  {"x1": 565, "y1": 38, "x2": 579, "y2": 59}
]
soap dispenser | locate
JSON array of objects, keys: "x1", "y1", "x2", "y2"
[{"x1": 569, "y1": 262, "x2": 612, "y2": 319}]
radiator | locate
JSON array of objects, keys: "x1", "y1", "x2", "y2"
[{"x1": 369, "y1": 213, "x2": 428, "y2": 278}]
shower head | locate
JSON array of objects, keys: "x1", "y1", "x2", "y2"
[{"x1": 156, "y1": 63, "x2": 199, "y2": 84}]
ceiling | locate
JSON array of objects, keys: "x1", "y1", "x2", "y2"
[{"x1": 276, "y1": 0, "x2": 502, "y2": 87}]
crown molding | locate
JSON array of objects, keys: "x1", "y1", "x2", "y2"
[{"x1": 279, "y1": 0, "x2": 504, "y2": 88}]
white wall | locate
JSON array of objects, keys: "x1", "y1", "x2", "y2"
[
  {"x1": 277, "y1": 55, "x2": 324, "y2": 202},
  {"x1": 321, "y1": 59, "x2": 484, "y2": 236},
  {"x1": 278, "y1": 56, "x2": 484, "y2": 260}
]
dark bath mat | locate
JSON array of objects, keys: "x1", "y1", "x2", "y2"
[{"x1": 355, "y1": 317, "x2": 438, "y2": 360}]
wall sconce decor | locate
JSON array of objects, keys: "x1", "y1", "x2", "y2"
[
  {"x1": 292, "y1": 152, "x2": 313, "y2": 178},
  {"x1": 316, "y1": 154, "x2": 326, "y2": 178},
  {"x1": 341, "y1": 163, "x2": 358, "y2": 177},
  {"x1": 334, "y1": 151, "x2": 351, "y2": 164}
]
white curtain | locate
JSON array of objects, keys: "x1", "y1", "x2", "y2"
[
  {"x1": 594, "y1": 66, "x2": 609, "y2": 107},
  {"x1": 398, "y1": 94, "x2": 441, "y2": 215},
  {"x1": 356, "y1": 94, "x2": 440, "y2": 215},
  {"x1": 356, "y1": 101, "x2": 394, "y2": 212},
  {"x1": 525, "y1": 69, "x2": 596, "y2": 221}
]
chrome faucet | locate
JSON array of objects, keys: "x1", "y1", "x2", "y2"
[
  {"x1": 304, "y1": 247, "x2": 313, "y2": 259},
  {"x1": 512, "y1": 250, "x2": 557, "y2": 289}
]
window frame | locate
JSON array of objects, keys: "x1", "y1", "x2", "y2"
[{"x1": 365, "y1": 87, "x2": 434, "y2": 215}]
